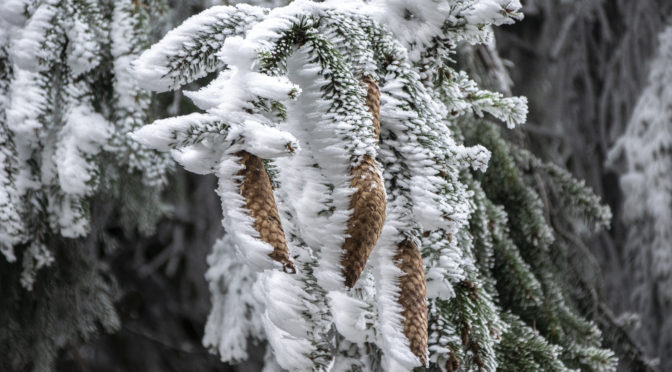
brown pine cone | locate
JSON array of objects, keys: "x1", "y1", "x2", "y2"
[
  {"x1": 341, "y1": 77, "x2": 386, "y2": 287},
  {"x1": 395, "y1": 239, "x2": 428, "y2": 366},
  {"x1": 237, "y1": 150, "x2": 295, "y2": 273},
  {"x1": 363, "y1": 76, "x2": 381, "y2": 137}
]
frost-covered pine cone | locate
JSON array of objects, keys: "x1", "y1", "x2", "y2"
[
  {"x1": 237, "y1": 150, "x2": 295, "y2": 273},
  {"x1": 341, "y1": 76, "x2": 386, "y2": 288},
  {"x1": 395, "y1": 238, "x2": 428, "y2": 366}
]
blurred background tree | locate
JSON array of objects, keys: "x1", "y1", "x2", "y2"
[{"x1": 496, "y1": 1, "x2": 672, "y2": 369}]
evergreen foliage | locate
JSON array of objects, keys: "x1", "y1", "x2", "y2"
[
  {"x1": 495, "y1": 2, "x2": 672, "y2": 369},
  {"x1": 0, "y1": 0, "x2": 170, "y2": 369},
  {"x1": 128, "y1": 1, "x2": 617, "y2": 371},
  {"x1": 0, "y1": 0, "x2": 170, "y2": 287},
  {"x1": 0, "y1": 1, "x2": 645, "y2": 371},
  {"x1": 607, "y1": 25, "x2": 672, "y2": 370}
]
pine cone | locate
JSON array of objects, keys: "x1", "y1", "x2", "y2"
[
  {"x1": 237, "y1": 151, "x2": 295, "y2": 273},
  {"x1": 341, "y1": 77, "x2": 386, "y2": 287},
  {"x1": 363, "y1": 76, "x2": 381, "y2": 138},
  {"x1": 395, "y1": 239, "x2": 428, "y2": 366}
]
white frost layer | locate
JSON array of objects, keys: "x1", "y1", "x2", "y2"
[
  {"x1": 372, "y1": 220, "x2": 422, "y2": 370},
  {"x1": 171, "y1": 142, "x2": 228, "y2": 175},
  {"x1": 232, "y1": 120, "x2": 299, "y2": 159},
  {"x1": 423, "y1": 231, "x2": 465, "y2": 300},
  {"x1": 203, "y1": 236, "x2": 265, "y2": 363},
  {"x1": 215, "y1": 156, "x2": 276, "y2": 271},
  {"x1": 132, "y1": 114, "x2": 298, "y2": 166},
  {"x1": 367, "y1": 0, "x2": 452, "y2": 61},
  {"x1": 111, "y1": 1, "x2": 140, "y2": 108},
  {"x1": 132, "y1": 34, "x2": 301, "y2": 177},
  {"x1": 64, "y1": 15, "x2": 101, "y2": 77},
  {"x1": 379, "y1": 78, "x2": 456, "y2": 233},
  {"x1": 184, "y1": 70, "x2": 236, "y2": 110},
  {"x1": 132, "y1": 4, "x2": 266, "y2": 92},
  {"x1": 466, "y1": 0, "x2": 523, "y2": 26},
  {"x1": 215, "y1": 36, "x2": 301, "y2": 105},
  {"x1": 123, "y1": 2, "x2": 532, "y2": 370},
  {"x1": 11, "y1": 0, "x2": 59, "y2": 71},
  {"x1": 328, "y1": 291, "x2": 375, "y2": 344},
  {"x1": 338, "y1": 0, "x2": 524, "y2": 60},
  {"x1": 131, "y1": 112, "x2": 221, "y2": 151},
  {"x1": 0, "y1": 0, "x2": 30, "y2": 27},
  {"x1": 279, "y1": 46, "x2": 352, "y2": 291},
  {"x1": 262, "y1": 346, "x2": 285, "y2": 372},
  {"x1": 6, "y1": 68, "x2": 49, "y2": 139},
  {"x1": 0, "y1": 156, "x2": 24, "y2": 262},
  {"x1": 6, "y1": 69, "x2": 53, "y2": 203},
  {"x1": 260, "y1": 270, "x2": 314, "y2": 371},
  {"x1": 55, "y1": 104, "x2": 110, "y2": 195},
  {"x1": 243, "y1": 0, "x2": 320, "y2": 49},
  {"x1": 53, "y1": 195, "x2": 89, "y2": 238}
]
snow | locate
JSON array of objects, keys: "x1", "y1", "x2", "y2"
[
  {"x1": 378, "y1": 63, "x2": 469, "y2": 234},
  {"x1": 54, "y1": 194, "x2": 89, "y2": 238},
  {"x1": 0, "y1": 0, "x2": 31, "y2": 27},
  {"x1": 423, "y1": 230, "x2": 465, "y2": 300},
  {"x1": 449, "y1": 70, "x2": 528, "y2": 129},
  {"x1": 328, "y1": 291, "x2": 375, "y2": 344},
  {"x1": 65, "y1": 16, "x2": 101, "y2": 77},
  {"x1": 466, "y1": 0, "x2": 523, "y2": 26},
  {"x1": 0, "y1": 150, "x2": 24, "y2": 261},
  {"x1": 279, "y1": 46, "x2": 352, "y2": 292},
  {"x1": 203, "y1": 236, "x2": 265, "y2": 362},
  {"x1": 232, "y1": 120, "x2": 299, "y2": 158},
  {"x1": 243, "y1": 0, "x2": 320, "y2": 49},
  {"x1": 216, "y1": 156, "x2": 277, "y2": 271},
  {"x1": 0, "y1": 0, "x2": 626, "y2": 369},
  {"x1": 132, "y1": 4, "x2": 267, "y2": 92},
  {"x1": 373, "y1": 223, "x2": 421, "y2": 370},
  {"x1": 10, "y1": 0, "x2": 59, "y2": 71},
  {"x1": 55, "y1": 104, "x2": 110, "y2": 196},
  {"x1": 261, "y1": 270, "x2": 312, "y2": 341},
  {"x1": 367, "y1": 0, "x2": 453, "y2": 61},
  {"x1": 110, "y1": 2, "x2": 139, "y2": 108},
  {"x1": 123, "y1": 1, "x2": 536, "y2": 369},
  {"x1": 131, "y1": 21, "x2": 305, "y2": 276},
  {"x1": 184, "y1": 70, "x2": 237, "y2": 110},
  {"x1": 6, "y1": 69, "x2": 48, "y2": 139},
  {"x1": 262, "y1": 312, "x2": 314, "y2": 370},
  {"x1": 131, "y1": 113, "x2": 223, "y2": 151}
]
